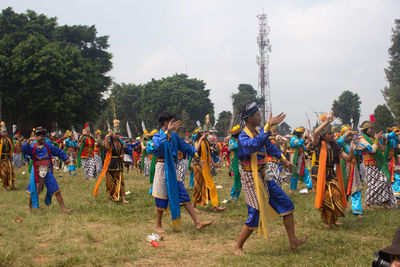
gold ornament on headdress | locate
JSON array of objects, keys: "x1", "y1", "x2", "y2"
[{"x1": 230, "y1": 124, "x2": 241, "y2": 135}]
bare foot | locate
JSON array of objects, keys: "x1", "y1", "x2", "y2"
[
  {"x1": 384, "y1": 203, "x2": 392, "y2": 210},
  {"x1": 62, "y1": 208, "x2": 73, "y2": 213},
  {"x1": 322, "y1": 223, "x2": 331, "y2": 228},
  {"x1": 196, "y1": 220, "x2": 213, "y2": 230},
  {"x1": 233, "y1": 247, "x2": 245, "y2": 256},
  {"x1": 356, "y1": 214, "x2": 364, "y2": 218},
  {"x1": 155, "y1": 226, "x2": 167, "y2": 236},
  {"x1": 213, "y1": 206, "x2": 225, "y2": 212},
  {"x1": 334, "y1": 221, "x2": 343, "y2": 226},
  {"x1": 122, "y1": 199, "x2": 130, "y2": 204},
  {"x1": 290, "y1": 236, "x2": 308, "y2": 250}
]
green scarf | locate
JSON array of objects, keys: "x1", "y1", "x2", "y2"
[
  {"x1": 149, "y1": 154, "x2": 157, "y2": 185},
  {"x1": 363, "y1": 133, "x2": 391, "y2": 181},
  {"x1": 76, "y1": 135, "x2": 86, "y2": 168},
  {"x1": 340, "y1": 158, "x2": 348, "y2": 194},
  {"x1": 291, "y1": 146, "x2": 299, "y2": 176},
  {"x1": 232, "y1": 146, "x2": 241, "y2": 192}
]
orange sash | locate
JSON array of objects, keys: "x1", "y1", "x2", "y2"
[
  {"x1": 93, "y1": 148, "x2": 112, "y2": 196},
  {"x1": 315, "y1": 141, "x2": 347, "y2": 209}
]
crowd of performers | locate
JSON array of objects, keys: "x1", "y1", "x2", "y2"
[{"x1": 1, "y1": 101, "x2": 400, "y2": 254}]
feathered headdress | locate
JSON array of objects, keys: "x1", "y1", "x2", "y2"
[{"x1": 0, "y1": 121, "x2": 7, "y2": 133}]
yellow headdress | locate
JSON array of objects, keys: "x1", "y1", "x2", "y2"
[
  {"x1": 230, "y1": 124, "x2": 241, "y2": 135},
  {"x1": 94, "y1": 129, "x2": 101, "y2": 137},
  {"x1": 294, "y1": 126, "x2": 305, "y2": 133},
  {"x1": 359, "y1": 121, "x2": 374, "y2": 130},
  {"x1": 340, "y1": 125, "x2": 352, "y2": 136},
  {"x1": 147, "y1": 129, "x2": 158, "y2": 137},
  {"x1": 113, "y1": 119, "x2": 120, "y2": 133}
]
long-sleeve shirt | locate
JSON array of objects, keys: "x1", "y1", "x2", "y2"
[
  {"x1": 237, "y1": 128, "x2": 281, "y2": 161},
  {"x1": 146, "y1": 140, "x2": 155, "y2": 154},
  {"x1": 22, "y1": 142, "x2": 68, "y2": 162},
  {"x1": 153, "y1": 129, "x2": 196, "y2": 160}
]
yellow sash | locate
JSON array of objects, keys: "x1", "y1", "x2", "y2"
[
  {"x1": 200, "y1": 140, "x2": 219, "y2": 207},
  {"x1": 243, "y1": 126, "x2": 277, "y2": 238},
  {"x1": 0, "y1": 137, "x2": 13, "y2": 159}
]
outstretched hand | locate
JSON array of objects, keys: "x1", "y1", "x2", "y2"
[
  {"x1": 326, "y1": 110, "x2": 335, "y2": 123},
  {"x1": 167, "y1": 120, "x2": 182, "y2": 132},
  {"x1": 268, "y1": 112, "x2": 286, "y2": 126}
]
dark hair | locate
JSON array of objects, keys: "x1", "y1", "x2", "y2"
[
  {"x1": 232, "y1": 132, "x2": 240, "y2": 138},
  {"x1": 158, "y1": 112, "x2": 176, "y2": 125},
  {"x1": 293, "y1": 130, "x2": 303, "y2": 138}
]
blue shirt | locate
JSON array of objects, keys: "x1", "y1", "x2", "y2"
[
  {"x1": 22, "y1": 142, "x2": 68, "y2": 162},
  {"x1": 146, "y1": 140, "x2": 155, "y2": 154},
  {"x1": 153, "y1": 129, "x2": 196, "y2": 159},
  {"x1": 237, "y1": 128, "x2": 281, "y2": 161},
  {"x1": 229, "y1": 138, "x2": 238, "y2": 152}
]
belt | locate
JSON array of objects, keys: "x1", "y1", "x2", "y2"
[
  {"x1": 241, "y1": 163, "x2": 266, "y2": 172},
  {"x1": 157, "y1": 157, "x2": 165, "y2": 162}
]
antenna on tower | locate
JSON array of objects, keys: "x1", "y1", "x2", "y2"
[{"x1": 256, "y1": 12, "x2": 272, "y2": 125}]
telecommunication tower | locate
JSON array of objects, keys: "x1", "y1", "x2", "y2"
[{"x1": 256, "y1": 12, "x2": 271, "y2": 125}]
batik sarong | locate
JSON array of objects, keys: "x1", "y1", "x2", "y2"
[
  {"x1": 12, "y1": 153, "x2": 25, "y2": 169},
  {"x1": 0, "y1": 160, "x2": 15, "y2": 190},
  {"x1": 268, "y1": 161, "x2": 282, "y2": 187},
  {"x1": 193, "y1": 163, "x2": 208, "y2": 206},
  {"x1": 365, "y1": 165, "x2": 396, "y2": 207},
  {"x1": 144, "y1": 157, "x2": 150, "y2": 176},
  {"x1": 176, "y1": 159, "x2": 187, "y2": 182},
  {"x1": 81, "y1": 157, "x2": 96, "y2": 179},
  {"x1": 319, "y1": 180, "x2": 345, "y2": 225},
  {"x1": 106, "y1": 171, "x2": 124, "y2": 201},
  {"x1": 93, "y1": 154, "x2": 103, "y2": 178}
]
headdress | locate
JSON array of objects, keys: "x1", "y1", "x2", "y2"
[
  {"x1": 230, "y1": 124, "x2": 241, "y2": 135},
  {"x1": 113, "y1": 119, "x2": 120, "y2": 134},
  {"x1": 65, "y1": 130, "x2": 71, "y2": 137},
  {"x1": 294, "y1": 126, "x2": 305, "y2": 133},
  {"x1": 340, "y1": 125, "x2": 352, "y2": 136},
  {"x1": 147, "y1": 129, "x2": 158, "y2": 137},
  {"x1": 34, "y1": 127, "x2": 47, "y2": 136},
  {"x1": 379, "y1": 225, "x2": 400, "y2": 261},
  {"x1": 360, "y1": 114, "x2": 376, "y2": 130},
  {"x1": 0, "y1": 121, "x2": 7, "y2": 133},
  {"x1": 241, "y1": 102, "x2": 259, "y2": 120},
  {"x1": 94, "y1": 129, "x2": 102, "y2": 138}
]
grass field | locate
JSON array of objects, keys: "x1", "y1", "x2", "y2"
[{"x1": 0, "y1": 165, "x2": 399, "y2": 266}]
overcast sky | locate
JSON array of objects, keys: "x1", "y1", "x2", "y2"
[{"x1": 2, "y1": 0, "x2": 399, "y2": 128}]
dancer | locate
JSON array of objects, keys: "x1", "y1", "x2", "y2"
[
  {"x1": 63, "y1": 131, "x2": 78, "y2": 176},
  {"x1": 0, "y1": 122, "x2": 16, "y2": 191},
  {"x1": 229, "y1": 125, "x2": 241, "y2": 200},
  {"x1": 385, "y1": 124, "x2": 400, "y2": 199},
  {"x1": 93, "y1": 120, "x2": 129, "y2": 203},
  {"x1": 311, "y1": 112, "x2": 353, "y2": 227},
  {"x1": 234, "y1": 102, "x2": 307, "y2": 255},
  {"x1": 359, "y1": 117, "x2": 397, "y2": 209},
  {"x1": 12, "y1": 133, "x2": 25, "y2": 169},
  {"x1": 77, "y1": 124, "x2": 96, "y2": 180},
  {"x1": 151, "y1": 112, "x2": 212, "y2": 235},
  {"x1": 192, "y1": 128, "x2": 225, "y2": 211},
  {"x1": 93, "y1": 129, "x2": 104, "y2": 178},
  {"x1": 23, "y1": 127, "x2": 72, "y2": 212},
  {"x1": 290, "y1": 126, "x2": 313, "y2": 192}
]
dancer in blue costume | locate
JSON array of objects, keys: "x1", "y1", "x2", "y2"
[
  {"x1": 290, "y1": 126, "x2": 313, "y2": 192},
  {"x1": 151, "y1": 112, "x2": 212, "y2": 236},
  {"x1": 384, "y1": 124, "x2": 400, "y2": 199},
  {"x1": 233, "y1": 102, "x2": 307, "y2": 255},
  {"x1": 23, "y1": 127, "x2": 72, "y2": 212},
  {"x1": 63, "y1": 131, "x2": 78, "y2": 176},
  {"x1": 229, "y1": 125, "x2": 241, "y2": 200},
  {"x1": 336, "y1": 125, "x2": 364, "y2": 217}
]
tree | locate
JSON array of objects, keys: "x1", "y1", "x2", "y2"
[
  {"x1": 332, "y1": 90, "x2": 361, "y2": 129},
  {"x1": 230, "y1": 84, "x2": 263, "y2": 127},
  {"x1": 383, "y1": 19, "x2": 400, "y2": 121},
  {"x1": 0, "y1": 8, "x2": 112, "y2": 135},
  {"x1": 96, "y1": 74, "x2": 215, "y2": 137},
  {"x1": 374, "y1": 104, "x2": 395, "y2": 131},
  {"x1": 215, "y1": 111, "x2": 232, "y2": 136}
]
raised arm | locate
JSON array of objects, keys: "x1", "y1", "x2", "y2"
[{"x1": 313, "y1": 110, "x2": 335, "y2": 146}]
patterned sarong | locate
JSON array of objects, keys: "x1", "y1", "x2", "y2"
[
  {"x1": 93, "y1": 154, "x2": 103, "y2": 178},
  {"x1": 12, "y1": 153, "x2": 25, "y2": 169},
  {"x1": 319, "y1": 180, "x2": 345, "y2": 225},
  {"x1": 82, "y1": 157, "x2": 96, "y2": 179},
  {"x1": 193, "y1": 163, "x2": 208, "y2": 206},
  {"x1": 365, "y1": 165, "x2": 396, "y2": 207},
  {"x1": 0, "y1": 160, "x2": 15, "y2": 190},
  {"x1": 105, "y1": 171, "x2": 124, "y2": 201},
  {"x1": 144, "y1": 157, "x2": 150, "y2": 176},
  {"x1": 268, "y1": 161, "x2": 282, "y2": 187}
]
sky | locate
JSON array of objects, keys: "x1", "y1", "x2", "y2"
[{"x1": 2, "y1": 0, "x2": 399, "y2": 128}]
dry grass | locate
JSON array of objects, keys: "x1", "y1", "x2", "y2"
[{"x1": 0, "y1": 165, "x2": 399, "y2": 266}]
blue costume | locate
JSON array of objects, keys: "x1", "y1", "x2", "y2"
[
  {"x1": 22, "y1": 142, "x2": 68, "y2": 209},
  {"x1": 385, "y1": 132, "x2": 400, "y2": 198},
  {"x1": 151, "y1": 129, "x2": 196, "y2": 225},
  {"x1": 64, "y1": 138, "x2": 78, "y2": 175},
  {"x1": 238, "y1": 127, "x2": 294, "y2": 229},
  {"x1": 290, "y1": 135, "x2": 313, "y2": 191},
  {"x1": 337, "y1": 136, "x2": 363, "y2": 215},
  {"x1": 229, "y1": 137, "x2": 241, "y2": 200}
]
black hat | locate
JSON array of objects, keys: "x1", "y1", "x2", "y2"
[
  {"x1": 379, "y1": 225, "x2": 400, "y2": 260},
  {"x1": 34, "y1": 127, "x2": 47, "y2": 136},
  {"x1": 241, "y1": 102, "x2": 260, "y2": 119}
]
